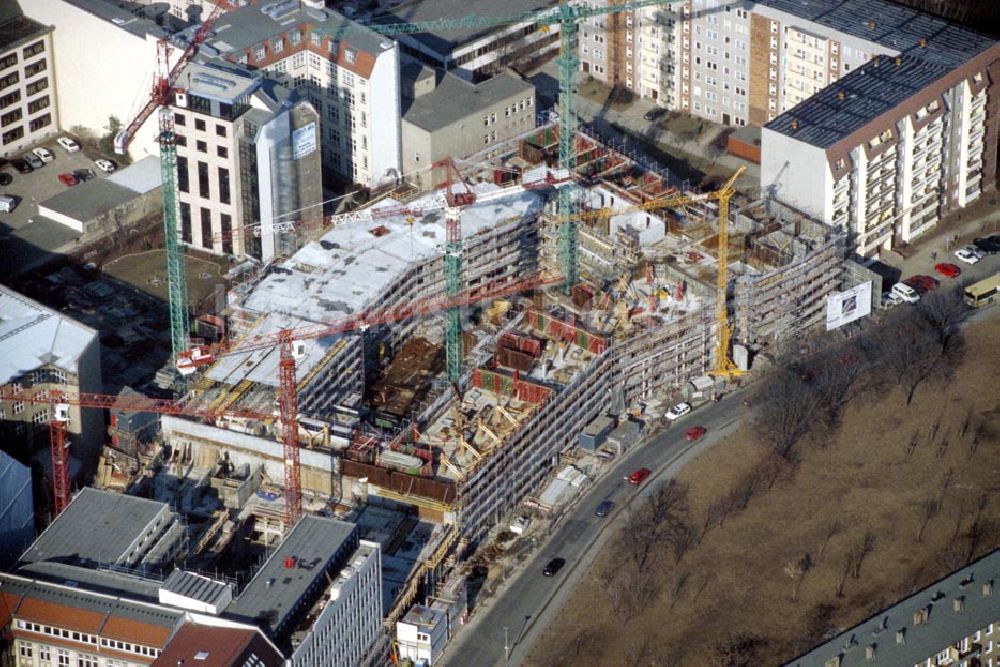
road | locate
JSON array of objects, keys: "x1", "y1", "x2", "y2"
[{"x1": 440, "y1": 394, "x2": 746, "y2": 666}]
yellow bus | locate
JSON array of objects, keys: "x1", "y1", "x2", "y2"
[{"x1": 964, "y1": 274, "x2": 1000, "y2": 309}]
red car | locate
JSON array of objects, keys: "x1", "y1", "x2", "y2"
[
  {"x1": 57, "y1": 172, "x2": 79, "y2": 187},
  {"x1": 933, "y1": 263, "x2": 961, "y2": 279},
  {"x1": 903, "y1": 275, "x2": 939, "y2": 295},
  {"x1": 627, "y1": 467, "x2": 652, "y2": 485},
  {"x1": 685, "y1": 426, "x2": 707, "y2": 441}
]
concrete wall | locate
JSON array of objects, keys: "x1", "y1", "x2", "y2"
[
  {"x1": 370, "y1": 44, "x2": 402, "y2": 186},
  {"x1": 760, "y1": 127, "x2": 832, "y2": 221},
  {"x1": 26, "y1": 0, "x2": 164, "y2": 161}
]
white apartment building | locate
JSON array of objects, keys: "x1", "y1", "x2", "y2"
[
  {"x1": 25, "y1": 0, "x2": 171, "y2": 161},
  {"x1": 761, "y1": 46, "x2": 998, "y2": 257},
  {"x1": 171, "y1": 60, "x2": 322, "y2": 261},
  {"x1": 0, "y1": 2, "x2": 57, "y2": 157},
  {"x1": 289, "y1": 540, "x2": 383, "y2": 667},
  {"x1": 203, "y1": 2, "x2": 402, "y2": 188}
]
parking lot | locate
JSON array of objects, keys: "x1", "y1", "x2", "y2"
[{"x1": 0, "y1": 136, "x2": 121, "y2": 273}]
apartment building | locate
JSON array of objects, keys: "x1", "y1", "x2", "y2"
[
  {"x1": 401, "y1": 66, "x2": 536, "y2": 188},
  {"x1": 171, "y1": 60, "x2": 322, "y2": 261},
  {"x1": 204, "y1": 2, "x2": 402, "y2": 188},
  {"x1": 786, "y1": 549, "x2": 999, "y2": 667},
  {"x1": 761, "y1": 46, "x2": 999, "y2": 255},
  {"x1": 0, "y1": 0, "x2": 57, "y2": 157},
  {"x1": 382, "y1": 0, "x2": 560, "y2": 82},
  {"x1": 0, "y1": 286, "x2": 103, "y2": 489}
]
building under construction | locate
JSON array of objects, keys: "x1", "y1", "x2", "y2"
[{"x1": 153, "y1": 122, "x2": 847, "y2": 554}]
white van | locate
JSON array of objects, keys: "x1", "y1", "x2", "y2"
[
  {"x1": 890, "y1": 282, "x2": 919, "y2": 303},
  {"x1": 56, "y1": 137, "x2": 81, "y2": 153},
  {"x1": 0, "y1": 195, "x2": 17, "y2": 213}
]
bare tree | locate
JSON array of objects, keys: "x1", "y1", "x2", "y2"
[
  {"x1": 784, "y1": 553, "x2": 813, "y2": 601},
  {"x1": 819, "y1": 520, "x2": 841, "y2": 559},
  {"x1": 847, "y1": 531, "x2": 876, "y2": 579},
  {"x1": 751, "y1": 366, "x2": 820, "y2": 459},
  {"x1": 916, "y1": 497, "x2": 941, "y2": 542},
  {"x1": 711, "y1": 632, "x2": 766, "y2": 667},
  {"x1": 875, "y1": 314, "x2": 950, "y2": 405},
  {"x1": 916, "y1": 286, "x2": 968, "y2": 353},
  {"x1": 806, "y1": 346, "x2": 866, "y2": 429}
]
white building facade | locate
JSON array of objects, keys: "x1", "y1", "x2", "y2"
[{"x1": 0, "y1": 5, "x2": 57, "y2": 157}]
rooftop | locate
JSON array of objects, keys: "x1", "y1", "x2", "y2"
[
  {"x1": 19, "y1": 488, "x2": 169, "y2": 568},
  {"x1": 0, "y1": 284, "x2": 97, "y2": 385},
  {"x1": 55, "y1": 0, "x2": 168, "y2": 40},
  {"x1": 0, "y1": 0, "x2": 52, "y2": 53},
  {"x1": 378, "y1": 0, "x2": 557, "y2": 54},
  {"x1": 105, "y1": 156, "x2": 163, "y2": 194},
  {"x1": 404, "y1": 71, "x2": 535, "y2": 132},
  {"x1": 762, "y1": 0, "x2": 998, "y2": 147},
  {"x1": 39, "y1": 179, "x2": 146, "y2": 222},
  {"x1": 401, "y1": 603, "x2": 446, "y2": 629},
  {"x1": 159, "y1": 570, "x2": 233, "y2": 608},
  {"x1": 153, "y1": 618, "x2": 283, "y2": 667},
  {"x1": 178, "y1": 60, "x2": 261, "y2": 104},
  {"x1": 226, "y1": 516, "x2": 356, "y2": 636},
  {"x1": 787, "y1": 549, "x2": 1000, "y2": 666}
]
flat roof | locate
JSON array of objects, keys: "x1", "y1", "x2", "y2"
[
  {"x1": 39, "y1": 179, "x2": 143, "y2": 222},
  {"x1": 0, "y1": 9, "x2": 52, "y2": 54},
  {"x1": 19, "y1": 488, "x2": 169, "y2": 567},
  {"x1": 762, "y1": 0, "x2": 997, "y2": 147},
  {"x1": 0, "y1": 284, "x2": 97, "y2": 385},
  {"x1": 226, "y1": 516, "x2": 356, "y2": 636},
  {"x1": 57, "y1": 0, "x2": 168, "y2": 40},
  {"x1": 766, "y1": 54, "x2": 951, "y2": 148},
  {"x1": 240, "y1": 184, "x2": 542, "y2": 324},
  {"x1": 160, "y1": 570, "x2": 232, "y2": 607},
  {"x1": 378, "y1": 0, "x2": 557, "y2": 55},
  {"x1": 404, "y1": 71, "x2": 534, "y2": 132},
  {"x1": 105, "y1": 155, "x2": 162, "y2": 194},
  {"x1": 787, "y1": 549, "x2": 1000, "y2": 666},
  {"x1": 178, "y1": 60, "x2": 261, "y2": 104}
]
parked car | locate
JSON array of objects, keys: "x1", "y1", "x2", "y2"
[
  {"x1": 11, "y1": 158, "x2": 32, "y2": 173},
  {"x1": 73, "y1": 168, "x2": 96, "y2": 182},
  {"x1": 542, "y1": 557, "x2": 566, "y2": 577},
  {"x1": 32, "y1": 147, "x2": 55, "y2": 163},
  {"x1": 57, "y1": 172, "x2": 79, "y2": 187},
  {"x1": 954, "y1": 246, "x2": 983, "y2": 265},
  {"x1": 627, "y1": 467, "x2": 652, "y2": 485},
  {"x1": 594, "y1": 500, "x2": 615, "y2": 518},
  {"x1": 0, "y1": 172, "x2": 11, "y2": 186},
  {"x1": 973, "y1": 236, "x2": 1000, "y2": 254},
  {"x1": 890, "y1": 282, "x2": 920, "y2": 303},
  {"x1": 643, "y1": 107, "x2": 667, "y2": 122},
  {"x1": 56, "y1": 137, "x2": 81, "y2": 153},
  {"x1": 94, "y1": 158, "x2": 116, "y2": 173},
  {"x1": 23, "y1": 153, "x2": 43, "y2": 169},
  {"x1": 665, "y1": 402, "x2": 692, "y2": 421},
  {"x1": 0, "y1": 194, "x2": 17, "y2": 213},
  {"x1": 912, "y1": 275, "x2": 940, "y2": 293},
  {"x1": 933, "y1": 263, "x2": 961, "y2": 279},
  {"x1": 883, "y1": 291, "x2": 904, "y2": 308},
  {"x1": 685, "y1": 426, "x2": 707, "y2": 441}
]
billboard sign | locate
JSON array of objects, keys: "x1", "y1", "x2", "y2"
[
  {"x1": 825, "y1": 280, "x2": 873, "y2": 331},
  {"x1": 292, "y1": 122, "x2": 316, "y2": 160}
]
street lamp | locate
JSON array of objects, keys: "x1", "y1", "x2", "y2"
[{"x1": 504, "y1": 625, "x2": 510, "y2": 665}]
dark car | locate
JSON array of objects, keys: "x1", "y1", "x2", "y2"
[
  {"x1": 643, "y1": 107, "x2": 667, "y2": 122},
  {"x1": 595, "y1": 500, "x2": 615, "y2": 518},
  {"x1": 11, "y1": 158, "x2": 32, "y2": 174},
  {"x1": 0, "y1": 172, "x2": 11, "y2": 186},
  {"x1": 542, "y1": 557, "x2": 566, "y2": 577},
  {"x1": 902, "y1": 275, "x2": 938, "y2": 295},
  {"x1": 73, "y1": 168, "x2": 96, "y2": 182},
  {"x1": 973, "y1": 237, "x2": 1000, "y2": 254}
]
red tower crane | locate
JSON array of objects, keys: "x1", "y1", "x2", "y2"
[{"x1": 0, "y1": 387, "x2": 268, "y2": 517}]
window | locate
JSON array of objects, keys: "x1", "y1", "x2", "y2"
[
  {"x1": 28, "y1": 113, "x2": 50, "y2": 132},
  {"x1": 196, "y1": 140, "x2": 207, "y2": 153},
  {"x1": 0, "y1": 53, "x2": 17, "y2": 70},
  {"x1": 25, "y1": 58, "x2": 47, "y2": 78},
  {"x1": 2, "y1": 126, "x2": 23, "y2": 144},
  {"x1": 221, "y1": 214, "x2": 232, "y2": 255},
  {"x1": 272, "y1": 38, "x2": 283, "y2": 53},
  {"x1": 345, "y1": 48, "x2": 357, "y2": 64},
  {"x1": 26, "y1": 78, "x2": 48, "y2": 95},
  {"x1": 0, "y1": 90, "x2": 20, "y2": 109},
  {"x1": 1, "y1": 109, "x2": 22, "y2": 126},
  {"x1": 310, "y1": 32, "x2": 321, "y2": 47},
  {"x1": 13, "y1": 401, "x2": 24, "y2": 414},
  {"x1": 23, "y1": 40, "x2": 44, "y2": 59},
  {"x1": 177, "y1": 155, "x2": 189, "y2": 193},
  {"x1": 56, "y1": 649, "x2": 69, "y2": 666},
  {"x1": 217, "y1": 145, "x2": 228, "y2": 158},
  {"x1": 198, "y1": 161, "x2": 209, "y2": 197},
  {"x1": 194, "y1": 118, "x2": 206, "y2": 132},
  {"x1": 254, "y1": 46, "x2": 265, "y2": 61},
  {"x1": 18, "y1": 642, "x2": 32, "y2": 658},
  {"x1": 215, "y1": 124, "x2": 226, "y2": 137},
  {"x1": 290, "y1": 29, "x2": 301, "y2": 45},
  {"x1": 200, "y1": 207, "x2": 212, "y2": 249},
  {"x1": 218, "y1": 167, "x2": 230, "y2": 204},
  {"x1": 174, "y1": 112, "x2": 186, "y2": 126},
  {"x1": 180, "y1": 202, "x2": 192, "y2": 243},
  {"x1": 0, "y1": 71, "x2": 19, "y2": 91},
  {"x1": 38, "y1": 646, "x2": 50, "y2": 664}
]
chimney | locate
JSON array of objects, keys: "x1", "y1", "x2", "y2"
[
  {"x1": 837, "y1": 90, "x2": 845, "y2": 101},
  {"x1": 983, "y1": 580, "x2": 994, "y2": 597},
  {"x1": 791, "y1": 118, "x2": 798, "y2": 130},
  {"x1": 868, "y1": 20, "x2": 876, "y2": 30},
  {"x1": 895, "y1": 629, "x2": 905, "y2": 644},
  {"x1": 953, "y1": 596, "x2": 964, "y2": 613},
  {"x1": 873, "y1": 56, "x2": 880, "y2": 67},
  {"x1": 865, "y1": 644, "x2": 876, "y2": 661},
  {"x1": 918, "y1": 37, "x2": 927, "y2": 48},
  {"x1": 895, "y1": 56, "x2": 902, "y2": 66}
]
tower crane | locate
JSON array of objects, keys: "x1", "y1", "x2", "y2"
[
  {"x1": 114, "y1": 1, "x2": 227, "y2": 376},
  {"x1": 0, "y1": 387, "x2": 268, "y2": 518}
]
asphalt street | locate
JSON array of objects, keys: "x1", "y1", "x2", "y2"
[{"x1": 440, "y1": 394, "x2": 747, "y2": 666}]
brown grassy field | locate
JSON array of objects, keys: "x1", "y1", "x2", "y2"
[
  {"x1": 526, "y1": 314, "x2": 1000, "y2": 666},
  {"x1": 103, "y1": 249, "x2": 228, "y2": 312}
]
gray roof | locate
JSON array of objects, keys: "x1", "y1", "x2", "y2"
[
  {"x1": 56, "y1": 0, "x2": 168, "y2": 40},
  {"x1": 19, "y1": 488, "x2": 169, "y2": 567},
  {"x1": 105, "y1": 155, "x2": 162, "y2": 194},
  {"x1": 378, "y1": 0, "x2": 557, "y2": 55},
  {"x1": 178, "y1": 60, "x2": 260, "y2": 104},
  {"x1": 1, "y1": 573, "x2": 184, "y2": 629},
  {"x1": 226, "y1": 516, "x2": 357, "y2": 637},
  {"x1": 161, "y1": 569, "x2": 233, "y2": 606},
  {"x1": 0, "y1": 0, "x2": 51, "y2": 54},
  {"x1": 404, "y1": 71, "x2": 534, "y2": 132},
  {"x1": 207, "y1": 3, "x2": 389, "y2": 62},
  {"x1": 762, "y1": 0, "x2": 997, "y2": 147},
  {"x1": 39, "y1": 179, "x2": 143, "y2": 222},
  {"x1": 787, "y1": 549, "x2": 1000, "y2": 666},
  {"x1": 15, "y1": 560, "x2": 163, "y2": 601},
  {"x1": 767, "y1": 54, "x2": 951, "y2": 148}
]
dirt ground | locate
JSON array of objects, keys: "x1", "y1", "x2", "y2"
[
  {"x1": 103, "y1": 249, "x2": 228, "y2": 313},
  {"x1": 526, "y1": 313, "x2": 1000, "y2": 666}
]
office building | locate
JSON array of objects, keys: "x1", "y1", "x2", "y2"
[{"x1": 0, "y1": 0, "x2": 57, "y2": 157}]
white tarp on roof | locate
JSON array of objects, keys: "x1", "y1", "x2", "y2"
[{"x1": 0, "y1": 286, "x2": 96, "y2": 384}]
